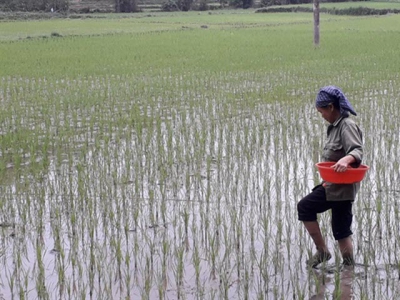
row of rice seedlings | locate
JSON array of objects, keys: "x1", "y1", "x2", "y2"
[
  {"x1": 1, "y1": 69, "x2": 400, "y2": 298},
  {"x1": 0, "y1": 77, "x2": 372, "y2": 298}
]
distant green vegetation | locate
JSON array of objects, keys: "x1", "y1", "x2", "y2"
[
  {"x1": 258, "y1": 1, "x2": 400, "y2": 14},
  {"x1": 288, "y1": 1, "x2": 400, "y2": 8},
  {"x1": 371, "y1": 0, "x2": 400, "y2": 2}
]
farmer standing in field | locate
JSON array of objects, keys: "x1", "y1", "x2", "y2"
[{"x1": 297, "y1": 86, "x2": 363, "y2": 267}]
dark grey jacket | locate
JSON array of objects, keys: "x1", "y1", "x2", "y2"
[{"x1": 322, "y1": 116, "x2": 363, "y2": 201}]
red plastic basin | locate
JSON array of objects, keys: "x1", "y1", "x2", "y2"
[{"x1": 316, "y1": 162, "x2": 369, "y2": 184}]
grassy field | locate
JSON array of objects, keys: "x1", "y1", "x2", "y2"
[
  {"x1": 1, "y1": 8, "x2": 400, "y2": 299},
  {"x1": 0, "y1": 10, "x2": 346, "y2": 41}
]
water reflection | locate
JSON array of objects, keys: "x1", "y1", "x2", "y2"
[{"x1": 310, "y1": 265, "x2": 354, "y2": 300}]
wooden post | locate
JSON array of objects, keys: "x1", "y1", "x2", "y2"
[{"x1": 313, "y1": 0, "x2": 320, "y2": 46}]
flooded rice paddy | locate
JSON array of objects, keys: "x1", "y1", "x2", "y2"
[{"x1": 1, "y1": 72, "x2": 400, "y2": 299}]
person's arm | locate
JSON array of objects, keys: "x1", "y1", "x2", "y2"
[{"x1": 333, "y1": 155, "x2": 356, "y2": 172}]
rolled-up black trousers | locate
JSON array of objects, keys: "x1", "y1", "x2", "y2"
[{"x1": 297, "y1": 185, "x2": 353, "y2": 240}]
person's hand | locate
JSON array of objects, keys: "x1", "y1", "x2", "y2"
[{"x1": 331, "y1": 156, "x2": 355, "y2": 173}]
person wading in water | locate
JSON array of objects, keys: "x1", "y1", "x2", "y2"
[{"x1": 297, "y1": 86, "x2": 363, "y2": 267}]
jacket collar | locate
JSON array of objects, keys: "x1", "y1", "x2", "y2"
[{"x1": 327, "y1": 116, "x2": 346, "y2": 135}]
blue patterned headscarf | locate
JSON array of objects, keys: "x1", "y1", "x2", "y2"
[{"x1": 315, "y1": 86, "x2": 357, "y2": 117}]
